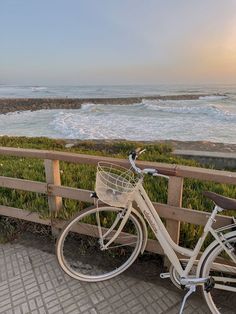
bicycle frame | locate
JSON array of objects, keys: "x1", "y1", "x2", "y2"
[{"x1": 132, "y1": 182, "x2": 236, "y2": 279}]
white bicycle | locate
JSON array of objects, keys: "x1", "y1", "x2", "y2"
[{"x1": 56, "y1": 149, "x2": 236, "y2": 314}]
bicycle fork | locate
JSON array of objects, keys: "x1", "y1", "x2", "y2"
[{"x1": 97, "y1": 202, "x2": 133, "y2": 250}]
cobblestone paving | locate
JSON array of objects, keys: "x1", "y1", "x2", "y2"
[{"x1": 0, "y1": 243, "x2": 211, "y2": 314}]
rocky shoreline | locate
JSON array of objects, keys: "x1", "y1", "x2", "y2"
[
  {"x1": 68, "y1": 139, "x2": 236, "y2": 153},
  {"x1": 0, "y1": 94, "x2": 224, "y2": 114},
  {"x1": 161, "y1": 139, "x2": 236, "y2": 153}
]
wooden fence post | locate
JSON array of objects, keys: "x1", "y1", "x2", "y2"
[
  {"x1": 164, "y1": 176, "x2": 183, "y2": 267},
  {"x1": 166, "y1": 176, "x2": 184, "y2": 244},
  {"x1": 44, "y1": 159, "x2": 63, "y2": 236}
]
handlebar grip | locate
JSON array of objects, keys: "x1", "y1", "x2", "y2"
[
  {"x1": 129, "y1": 148, "x2": 146, "y2": 160},
  {"x1": 129, "y1": 151, "x2": 137, "y2": 160}
]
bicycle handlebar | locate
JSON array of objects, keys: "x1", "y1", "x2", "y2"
[
  {"x1": 128, "y1": 150, "x2": 169, "y2": 179},
  {"x1": 128, "y1": 152, "x2": 142, "y2": 174}
]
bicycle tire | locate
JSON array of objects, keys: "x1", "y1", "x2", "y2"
[
  {"x1": 56, "y1": 206, "x2": 143, "y2": 282},
  {"x1": 200, "y1": 235, "x2": 236, "y2": 314}
]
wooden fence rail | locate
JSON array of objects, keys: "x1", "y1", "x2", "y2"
[{"x1": 0, "y1": 147, "x2": 235, "y2": 254}]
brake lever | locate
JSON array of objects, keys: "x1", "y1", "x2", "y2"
[
  {"x1": 134, "y1": 148, "x2": 146, "y2": 158},
  {"x1": 153, "y1": 173, "x2": 169, "y2": 180}
]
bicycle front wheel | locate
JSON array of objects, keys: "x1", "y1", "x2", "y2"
[
  {"x1": 200, "y1": 235, "x2": 236, "y2": 314},
  {"x1": 56, "y1": 206, "x2": 143, "y2": 282}
]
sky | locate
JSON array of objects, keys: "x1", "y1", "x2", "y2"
[{"x1": 1, "y1": 0, "x2": 236, "y2": 85}]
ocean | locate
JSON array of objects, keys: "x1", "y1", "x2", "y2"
[{"x1": 0, "y1": 84, "x2": 236, "y2": 143}]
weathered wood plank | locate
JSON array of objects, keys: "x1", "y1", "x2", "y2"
[
  {"x1": 175, "y1": 165, "x2": 236, "y2": 185},
  {"x1": 153, "y1": 203, "x2": 232, "y2": 228},
  {"x1": 0, "y1": 176, "x2": 47, "y2": 193},
  {"x1": 50, "y1": 185, "x2": 92, "y2": 203},
  {"x1": 0, "y1": 205, "x2": 51, "y2": 225},
  {"x1": 0, "y1": 146, "x2": 235, "y2": 184}
]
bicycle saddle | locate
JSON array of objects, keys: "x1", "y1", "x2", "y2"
[{"x1": 203, "y1": 191, "x2": 236, "y2": 211}]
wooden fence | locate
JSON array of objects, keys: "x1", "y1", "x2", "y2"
[{"x1": 0, "y1": 146, "x2": 235, "y2": 254}]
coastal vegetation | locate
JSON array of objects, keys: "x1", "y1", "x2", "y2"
[{"x1": 0, "y1": 136, "x2": 235, "y2": 248}]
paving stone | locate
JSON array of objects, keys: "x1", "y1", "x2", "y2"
[{"x1": 0, "y1": 242, "x2": 211, "y2": 314}]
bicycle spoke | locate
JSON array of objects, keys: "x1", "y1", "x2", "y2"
[
  {"x1": 211, "y1": 262, "x2": 236, "y2": 274},
  {"x1": 214, "y1": 283, "x2": 236, "y2": 292},
  {"x1": 213, "y1": 276, "x2": 236, "y2": 284},
  {"x1": 95, "y1": 210, "x2": 103, "y2": 244},
  {"x1": 105, "y1": 242, "x2": 138, "y2": 250}
]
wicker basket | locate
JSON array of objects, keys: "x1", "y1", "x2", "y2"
[{"x1": 95, "y1": 162, "x2": 139, "y2": 207}]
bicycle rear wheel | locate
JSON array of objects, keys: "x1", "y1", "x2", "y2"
[
  {"x1": 200, "y1": 235, "x2": 236, "y2": 314},
  {"x1": 56, "y1": 206, "x2": 143, "y2": 282}
]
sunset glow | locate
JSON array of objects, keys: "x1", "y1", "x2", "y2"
[{"x1": 0, "y1": 0, "x2": 236, "y2": 85}]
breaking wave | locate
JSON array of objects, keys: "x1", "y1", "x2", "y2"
[
  {"x1": 0, "y1": 94, "x2": 235, "y2": 143},
  {"x1": 79, "y1": 99, "x2": 236, "y2": 122}
]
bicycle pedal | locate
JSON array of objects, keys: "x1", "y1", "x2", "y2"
[
  {"x1": 204, "y1": 277, "x2": 215, "y2": 292},
  {"x1": 160, "y1": 272, "x2": 170, "y2": 279}
]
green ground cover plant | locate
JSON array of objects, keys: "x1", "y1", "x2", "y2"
[{"x1": 0, "y1": 136, "x2": 235, "y2": 247}]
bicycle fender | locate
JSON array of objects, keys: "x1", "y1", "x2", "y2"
[
  {"x1": 131, "y1": 208, "x2": 148, "y2": 254},
  {"x1": 196, "y1": 230, "x2": 236, "y2": 277}
]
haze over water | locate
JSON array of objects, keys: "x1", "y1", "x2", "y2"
[{"x1": 0, "y1": 84, "x2": 236, "y2": 144}]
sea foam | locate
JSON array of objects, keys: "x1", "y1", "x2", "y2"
[{"x1": 0, "y1": 92, "x2": 235, "y2": 143}]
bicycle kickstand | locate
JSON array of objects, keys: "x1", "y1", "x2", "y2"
[{"x1": 179, "y1": 285, "x2": 196, "y2": 314}]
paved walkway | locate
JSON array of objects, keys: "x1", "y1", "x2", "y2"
[{"x1": 0, "y1": 242, "x2": 210, "y2": 314}]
